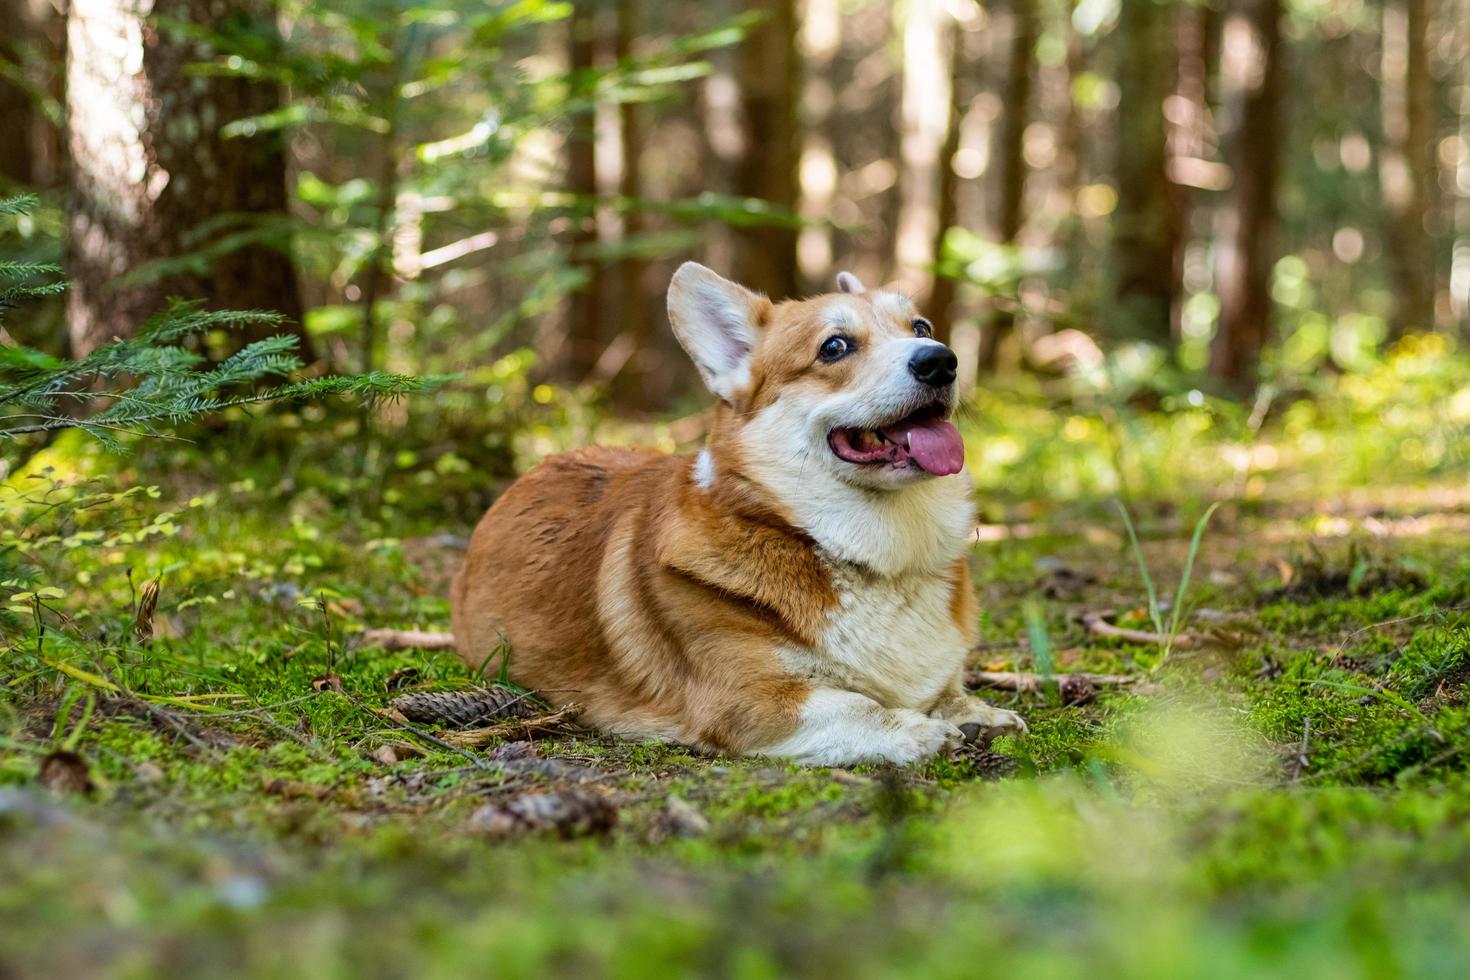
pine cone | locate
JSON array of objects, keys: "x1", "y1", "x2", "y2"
[
  {"x1": 388, "y1": 687, "x2": 538, "y2": 727},
  {"x1": 1058, "y1": 673, "x2": 1097, "y2": 707},
  {"x1": 468, "y1": 790, "x2": 617, "y2": 839}
]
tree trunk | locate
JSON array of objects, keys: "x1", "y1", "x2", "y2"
[
  {"x1": 1454, "y1": 0, "x2": 1470, "y2": 330},
  {"x1": 0, "y1": 0, "x2": 64, "y2": 187},
  {"x1": 735, "y1": 0, "x2": 799, "y2": 299},
  {"x1": 1114, "y1": 0, "x2": 1180, "y2": 347},
  {"x1": 1379, "y1": 0, "x2": 1436, "y2": 337},
  {"x1": 0, "y1": 3, "x2": 36, "y2": 184},
  {"x1": 978, "y1": 0, "x2": 1035, "y2": 372},
  {"x1": 610, "y1": 0, "x2": 649, "y2": 407},
  {"x1": 563, "y1": 1, "x2": 602, "y2": 379},
  {"x1": 894, "y1": 0, "x2": 949, "y2": 299},
  {"x1": 65, "y1": 0, "x2": 307, "y2": 358},
  {"x1": 926, "y1": 12, "x2": 968, "y2": 343},
  {"x1": 796, "y1": 0, "x2": 840, "y2": 291},
  {"x1": 1209, "y1": 0, "x2": 1284, "y2": 389}
]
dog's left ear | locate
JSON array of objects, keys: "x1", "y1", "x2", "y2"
[
  {"x1": 836, "y1": 271, "x2": 866, "y2": 294},
  {"x1": 668, "y1": 262, "x2": 768, "y2": 403}
]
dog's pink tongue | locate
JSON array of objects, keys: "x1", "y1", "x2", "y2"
[{"x1": 888, "y1": 418, "x2": 965, "y2": 476}]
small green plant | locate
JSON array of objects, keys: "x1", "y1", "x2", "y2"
[
  {"x1": 1115, "y1": 499, "x2": 1222, "y2": 665},
  {"x1": 1022, "y1": 598, "x2": 1058, "y2": 705},
  {"x1": 0, "y1": 193, "x2": 437, "y2": 451}
]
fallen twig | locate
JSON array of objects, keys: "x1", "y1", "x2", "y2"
[
  {"x1": 1082, "y1": 609, "x2": 1198, "y2": 649},
  {"x1": 965, "y1": 670, "x2": 1162, "y2": 697},
  {"x1": 359, "y1": 628, "x2": 457, "y2": 651}
]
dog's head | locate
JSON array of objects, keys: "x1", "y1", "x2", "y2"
[{"x1": 668, "y1": 262, "x2": 964, "y2": 493}]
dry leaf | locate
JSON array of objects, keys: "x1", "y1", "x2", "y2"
[
  {"x1": 311, "y1": 673, "x2": 344, "y2": 693},
  {"x1": 135, "y1": 577, "x2": 161, "y2": 644}
]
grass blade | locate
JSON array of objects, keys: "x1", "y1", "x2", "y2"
[
  {"x1": 1115, "y1": 500, "x2": 1164, "y2": 638},
  {"x1": 1167, "y1": 502, "x2": 1222, "y2": 643}
]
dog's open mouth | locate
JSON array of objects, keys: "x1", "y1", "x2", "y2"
[{"x1": 828, "y1": 403, "x2": 964, "y2": 476}]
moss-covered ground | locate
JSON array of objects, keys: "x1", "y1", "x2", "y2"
[{"x1": 4, "y1": 366, "x2": 1470, "y2": 977}]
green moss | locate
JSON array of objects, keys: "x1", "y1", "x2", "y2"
[{"x1": 9, "y1": 420, "x2": 1470, "y2": 976}]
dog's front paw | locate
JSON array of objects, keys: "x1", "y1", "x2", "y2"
[
  {"x1": 933, "y1": 697, "x2": 1029, "y2": 744},
  {"x1": 882, "y1": 710, "x2": 965, "y2": 764}
]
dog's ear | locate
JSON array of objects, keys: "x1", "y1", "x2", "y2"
[
  {"x1": 668, "y1": 262, "x2": 767, "y2": 403},
  {"x1": 835, "y1": 271, "x2": 866, "y2": 294}
]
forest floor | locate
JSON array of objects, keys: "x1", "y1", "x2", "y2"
[{"x1": 3, "y1": 422, "x2": 1470, "y2": 978}]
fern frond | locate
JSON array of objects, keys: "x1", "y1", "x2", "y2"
[
  {"x1": 0, "y1": 195, "x2": 434, "y2": 449},
  {"x1": 0, "y1": 194, "x2": 40, "y2": 216}
]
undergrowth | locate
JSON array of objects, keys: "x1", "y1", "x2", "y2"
[{"x1": 3, "y1": 416, "x2": 1470, "y2": 978}]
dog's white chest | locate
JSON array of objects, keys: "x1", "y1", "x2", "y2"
[{"x1": 782, "y1": 563, "x2": 965, "y2": 709}]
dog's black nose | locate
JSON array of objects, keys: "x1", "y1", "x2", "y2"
[{"x1": 909, "y1": 344, "x2": 958, "y2": 387}]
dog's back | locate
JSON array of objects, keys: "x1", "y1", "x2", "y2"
[{"x1": 451, "y1": 444, "x2": 671, "y2": 690}]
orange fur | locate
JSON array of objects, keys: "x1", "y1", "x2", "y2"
[
  {"x1": 451, "y1": 443, "x2": 834, "y2": 752},
  {"x1": 451, "y1": 265, "x2": 1026, "y2": 760}
]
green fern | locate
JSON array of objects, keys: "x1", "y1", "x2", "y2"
[{"x1": 0, "y1": 195, "x2": 439, "y2": 449}]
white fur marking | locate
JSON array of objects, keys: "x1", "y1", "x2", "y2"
[
  {"x1": 693, "y1": 448, "x2": 716, "y2": 490},
  {"x1": 780, "y1": 564, "x2": 967, "y2": 709},
  {"x1": 740, "y1": 386, "x2": 974, "y2": 576},
  {"x1": 756, "y1": 689, "x2": 960, "y2": 765}
]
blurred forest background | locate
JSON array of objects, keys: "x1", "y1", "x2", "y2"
[
  {"x1": 3, "y1": 0, "x2": 1466, "y2": 418},
  {"x1": 6, "y1": 5, "x2": 1470, "y2": 976}
]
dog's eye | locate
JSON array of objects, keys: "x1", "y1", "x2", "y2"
[
  {"x1": 818, "y1": 335, "x2": 853, "y2": 362},
  {"x1": 912, "y1": 318, "x2": 934, "y2": 339}
]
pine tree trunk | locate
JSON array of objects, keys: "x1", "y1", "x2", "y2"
[
  {"x1": 927, "y1": 13, "x2": 969, "y2": 345},
  {"x1": 563, "y1": 2, "x2": 602, "y2": 379},
  {"x1": 1379, "y1": 0, "x2": 1436, "y2": 337},
  {"x1": 978, "y1": 0, "x2": 1035, "y2": 372},
  {"x1": 0, "y1": 0, "x2": 62, "y2": 186},
  {"x1": 894, "y1": 0, "x2": 949, "y2": 299},
  {"x1": 735, "y1": 0, "x2": 799, "y2": 299},
  {"x1": 1454, "y1": 0, "x2": 1470, "y2": 329},
  {"x1": 1114, "y1": 0, "x2": 1180, "y2": 347},
  {"x1": 0, "y1": 6, "x2": 36, "y2": 183},
  {"x1": 611, "y1": 0, "x2": 649, "y2": 407},
  {"x1": 796, "y1": 0, "x2": 840, "y2": 291},
  {"x1": 1209, "y1": 0, "x2": 1284, "y2": 389},
  {"x1": 65, "y1": 0, "x2": 307, "y2": 358}
]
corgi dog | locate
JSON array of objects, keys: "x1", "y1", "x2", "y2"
[{"x1": 451, "y1": 264, "x2": 1027, "y2": 765}]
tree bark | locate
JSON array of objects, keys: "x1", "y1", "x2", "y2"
[
  {"x1": 560, "y1": 1, "x2": 602, "y2": 380},
  {"x1": 65, "y1": 0, "x2": 307, "y2": 358},
  {"x1": 1379, "y1": 0, "x2": 1436, "y2": 337},
  {"x1": 1114, "y1": 0, "x2": 1180, "y2": 347},
  {"x1": 926, "y1": 12, "x2": 968, "y2": 344},
  {"x1": 0, "y1": 0, "x2": 64, "y2": 187},
  {"x1": 1454, "y1": 0, "x2": 1470, "y2": 330},
  {"x1": 611, "y1": 0, "x2": 649, "y2": 407},
  {"x1": 734, "y1": 0, "x2": 800, "y2": 299},
  {"x1": 894, "y1": 0, "x2": 949, "y2": 299},
  {"x1": 978, "y1": 0, "x2": 1035, "y2": 372},
  {"x1": 1209, "y1": 0, "x2": 1284, "y2": 389}
]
